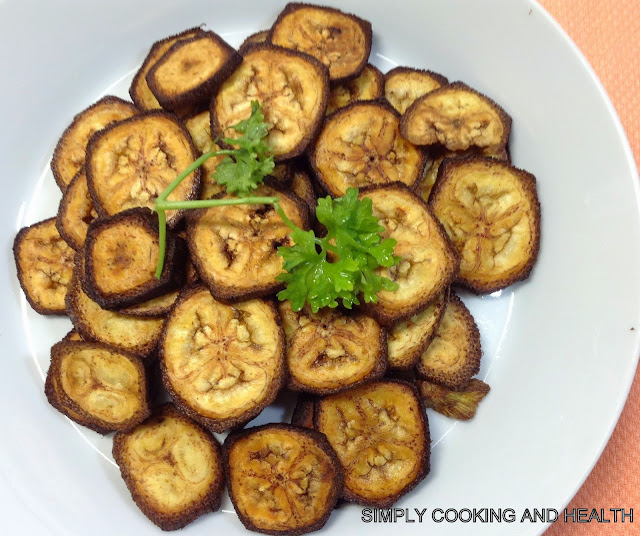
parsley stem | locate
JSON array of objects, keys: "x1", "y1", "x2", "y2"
[
  {"x1": 155, "y1": 207, "x2": 168, "y2": 279},
  {"x1": 156, "y1": 196, "x2": 279, "y2": 211},
  {"x1": 273, "y1": 202, "x2": 297, "y2": 231}
]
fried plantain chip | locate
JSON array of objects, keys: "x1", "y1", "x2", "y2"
[
  {"x1": 160, "y1": 286, "x2": 285, "y2": 432},
  {"x1": 416, "y1": 293, "x2": 481, "y2": 390},
  {"x1": 429, "y1": 156, "x2": 541, "y2": 293},
  {"x1": 224, "y1": 423, "x2": 342, "y2": 535},
  {"x1": 400, "y1": 82, "x2": 511, "y2": 156},
  {"x1": 67, "y1": 256, "x2": 164, "y2": 357},
  {"x1": 62, "y1": 329, "x2": 84, "y2": 342},
  {"x1": 311, "y1": 101, "x2": 425, "y2": 196},
  {"x1": 326, "y1": 64, "x2": 384, "y2": 114},
  {"x1": 358, "y1": 186, "x2": 459, "y2": 327},
  {"x1": 279, "y1": 301, "x2": 387, "y2": 395},
  {"x1": 418, "y1": 378, "x2": 490, "y2": 420},
  {"x1": 129, "y1": 27, "x2": 205, "y2": 111},
  {"x1": 290, "y1": 163, "x2": 317, "y2": 216},
  {"x1": 14, "y1": 218, "x2": 75, "y2": 315},
  {"x1": 83, "y1": 208, "x2": 186, "y2": 309},
  {"x1": 56, "y1": 168, "x2": 98, "y2": 251},
  {"x1": 51, "y1": 96, "x2": 138, "y2": 191},
  {"x1": 271, "y1": 162, "x2": 294, "y2": 186},
  {"x1": 45, "y1": 340, "x2": 150, "y2": 434},
  {"x1": 86, "y1": 111, "x2": 200, "y2": 227},
  {"x1": 238, "y1": 30, "x2": 269, "y2": 55},
  {"x1": 384, "y1": 66, "x2": 448, "y2": 114},
  {"x1": 113, "y1": 403, "x2": 225, "y2": 531},
  {"x1": 291, "y1": 393, "x2": 317, "y2": 429},
  {"x1": 187, "y1": 185, "x2": 308, "y2": 302},
  {"x1": 119, "y1": 290, "x2": 180, "y2": 317},
  {"x1": 147, "y1": 31, "x2": 241, "y2": 112},
  {"x1": 211, "y1": 43, "x2": 329, "y2": 161},
  {"x1": 269, "y1": 3, "x2": 372, "y2": 83},
  {"x1": 315, "y1": 380, "x2": 429, "y2": 507},
  {"x1": 387, "y1": 290, "x2": 447, "y2": 371}
]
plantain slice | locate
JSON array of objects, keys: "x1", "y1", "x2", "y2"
[
  {"x1": 119, "y1": 290, "x2": 180, "y2": 317},
  {"x1": 271, "y1": 162, "x2": 294, "y2": 186},
  {"x1": 146, "y1": 31, "x2": 241, "y2": 112},
  {"x1": 384, "y1": 66, "x2": 448, "y2": 114},
  {"x1": 290, "y1": 163, "x2": 317, "y2": 216},
  {"x1": 416, "y1": 293, "x2": 481, "y2": 390},
  {"x1": 224, "y1": 423, "x2": 342, "y2": 535},
  {"x1": 279, "y1": 301, "x2": 387, "y2": 395},
  {"x1": 160, "y1": 286, "x2": 286, "y2": 433},
  {"x1": 113, "y1": 403, "x2": 225, "y2": 531},
  {"x1": 359, "y1": 186, "x2": 460, "y2": 327},
  {"x1": 51, "y1": 96, "x2": 139, "y2": 191},
  {"x1": 310, "y1": 101, "x2": 425, "y2": 196},
  {"x1": 67, "y1": 257, "x2": 164, "y2": 357},
  {"x1": 63, "y1": 329, "x2": 84, "y2": 342},
  {"x1": 238, "y1": 30, "x2": 269, "y2": 54},
  {"x1": 429, "y1": 156, "x2": 541, "y2": 293},
  {"x1": 187, "y1": 185, "x2": 308, "y2": 302},
  {"x1": 129, "y1": 27, "x2": 205, "y2": 111},
  {"x1": 326, "y1": 64, "x2": 384, "y2": 115},
  {"x1": 83, "y1": 208, "x2": 186, "y2": 309},
  {"x1": 13, "y1": 218, "x2": 75, "y2": 315},
  {"x1": 400, "y1": 82, "x2": 511, "y2": 155},
  {"x1": 269, "y1": 3, "x2": 372, "y2": 83},
  {"x1": 291, "y1": 393, "x2": 316, "y2": 429},
  {"x1": 45, "y1": 340, "x2": 150, "y2": 434},
  {"x1": 211, "y1": 43, "x2": 329, "y2": 161},
  {"x1": 315, "y1": 380, "x2": 429, "y2": 507},
  {"x1": 56, "y1": 168, "x2": 98, "y2": 251},
  {"x1": 387, "y1": 290, "x2": 447, "y2": 371},
  {"x1": 418, "y1": 378, "x2": 490, "y2": 420},
  {"x1": 86, "y1": 111, "x2": 201, "y2": 227}
]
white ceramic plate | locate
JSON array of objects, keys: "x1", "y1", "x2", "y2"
[{"x1": 2, "y1": 1, "x2": 639, "y2": 534}]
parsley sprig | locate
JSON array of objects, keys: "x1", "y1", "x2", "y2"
[{"x1": 153, "y1": 101, "x2": 400, "y2": 311}]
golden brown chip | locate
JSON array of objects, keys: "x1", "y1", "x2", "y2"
[
  {"x1": 418, "y1": 378, "x2": 490, "y2": 420},
  {"x1": 400, "y1": 82, "x2": 511, "y2": 155},
  {"x1": 86, "y1": 111, "x2": 201, "y2": 227},
  {"x1": 113, "y1": 403, "x2": 225, "y2": 531},
  {"x1": 358, "y1": 186, "x2": 460, "y2": 327},
  {"x1": 416, "y1": 293, "x2": 481, "y2": 389},
  {"x1": 238, "y1": 30, "x2": 269, "y2": 54},
  {"x1": 291, "y1": 393, "x2": 316, "y2": 429},
  {"x1": 119, "y1": 290, "x2": 180, "y2": 317},
  {"x1": 315, "y1": 380, "x2": 429, "y2": 507},
  {"x1": 62, "y1": 329, "x2": 84, "y2": 342},
  {"x1": 160, "y1": 286, "x2": 285, "y2": 432},
  {"x1": 326, "y1": 64, "x2": 384, "y2": 114},
  {"x1": 387, "y1": 290, "x2": 447, "y2": 370},
  {"x1": 129, "y1": 27, "x2": 205, "y2": 111},
  {"x1": 45, "y1": 340, "x2": 150, "y2": 434},
  {"x1": 416, "y1": 154, "x2": 444, "y2": 202},
  {"x1": 13, "y1": 218, "x2": 75, "y2": 315},
  {"x1": 429, "y1": 156, "x2": 540, "y2": 293},
  {"x1": 290, "y1": 164, "x2": 317, "y2": 216},
  {"x1": 279, "y1": 301, "x2": 387, "y2": 394},
  {"x1": 211, "y1": 43, "x2": 329, "y2": 161},
  {"x1": 311, "y1": 101, "x2": 425, "y2": 196},
  {"x1": 56, "y1": 168, "x2": 98, "y2": 250},
  {"x1": 384, "y1": 66, "x2": 448, "y2": 114},
  {"x1": 146, "y1": 31, "x2": 241, "y2": 112},
  {"x1": 51, "y1": 96, "x2": 138, "y2": 191},
  {"x1": 269, "y1": 3, "x2": 372, "y2": 83},
  {"x1": 187, "y1": 185, "x2": 308, "y2": 302},
  {"x1": 224, "y1": 423, "x2": 342, "y2": 535}
]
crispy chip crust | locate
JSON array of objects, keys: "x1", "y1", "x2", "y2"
[
  {"x1": 238, "y1": 30, "x2": 270, "y2": 55},
  {"x1": 113, "y1": 403, "x2": 225, "y2": 531},
  {"x1": 290, "y1": 163, "x2": 317, "y2": 216},
  {"x1": 86, "y1": 111, "x2": 201, "y2": 228},
  {"x1": 310, "y1": 100, "x2": 426, "y2": 196},
  {"x1": 291, "y1": 393, "x2": 317, "y2": 429},
  {"x1": 147, "y1": 31, "x2": 241, "y2": 112},
  {"x1": 268, "y1": 3, "x2": 372, "y2": 83},
  {"x1": 119, "y1": 290, "x2": 180, "y2": 317},
  {"x1": 83, "y1": 208, "x2": 186, "y2": 309},
  {"x1": 400, "y1": 82, "x2": 512, "y2": 155},
  {"x1": 384, "y1": 66, "x2": 448, "y2": 114},
  {"x1": 418, "y1": 378, "x2": 490, "y2": 420},
  {"x1": 429, "y1": 156, "x2": 541, "y2": 293},
  {"x1": 187, "y1": 185, "x2": 309, "y2": 302},
  {"x1": 45, "y1": 340, "x2": 150, "y2": 434},
  {"x1": 211, "y1": 43, "x2": 329, "y2": 161},
  {"x1": 315, "y1": 379, "x2": 430, "y2": 507},
  {"x1": 56, "y1": 168, "x2": 98, "y2": 251},
  {"x1": 278, "y1": 301, "x2": 387, "y2": 395},
  {"x1": 224, "y1": 423, "x2": 343, "y2": 535},
  {"x1": 326, "y1": 64, "x2": 384, "y2": 114},
  {"x1": 129, "y1": 27, "x2": 205, "y2": 111},
  {"x1": 160, "y1": 286, "x2": 286, "y2": 433},
  {"x1": 416, "y1": 293, "x2": 481, "y2": 389},
  {"x1": 13, "y1": 218, "x2": 75, "y2": 315},
  {"x1": 358, "y1": 185, "x2": 460, "y2": 327},
  {"x1": 51, "y1": 96, "x2": 139, "y2": 191}
]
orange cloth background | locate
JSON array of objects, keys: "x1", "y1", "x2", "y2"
[{"x1": 538, "y1": 1, "x2": 640, "y2": 533}]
